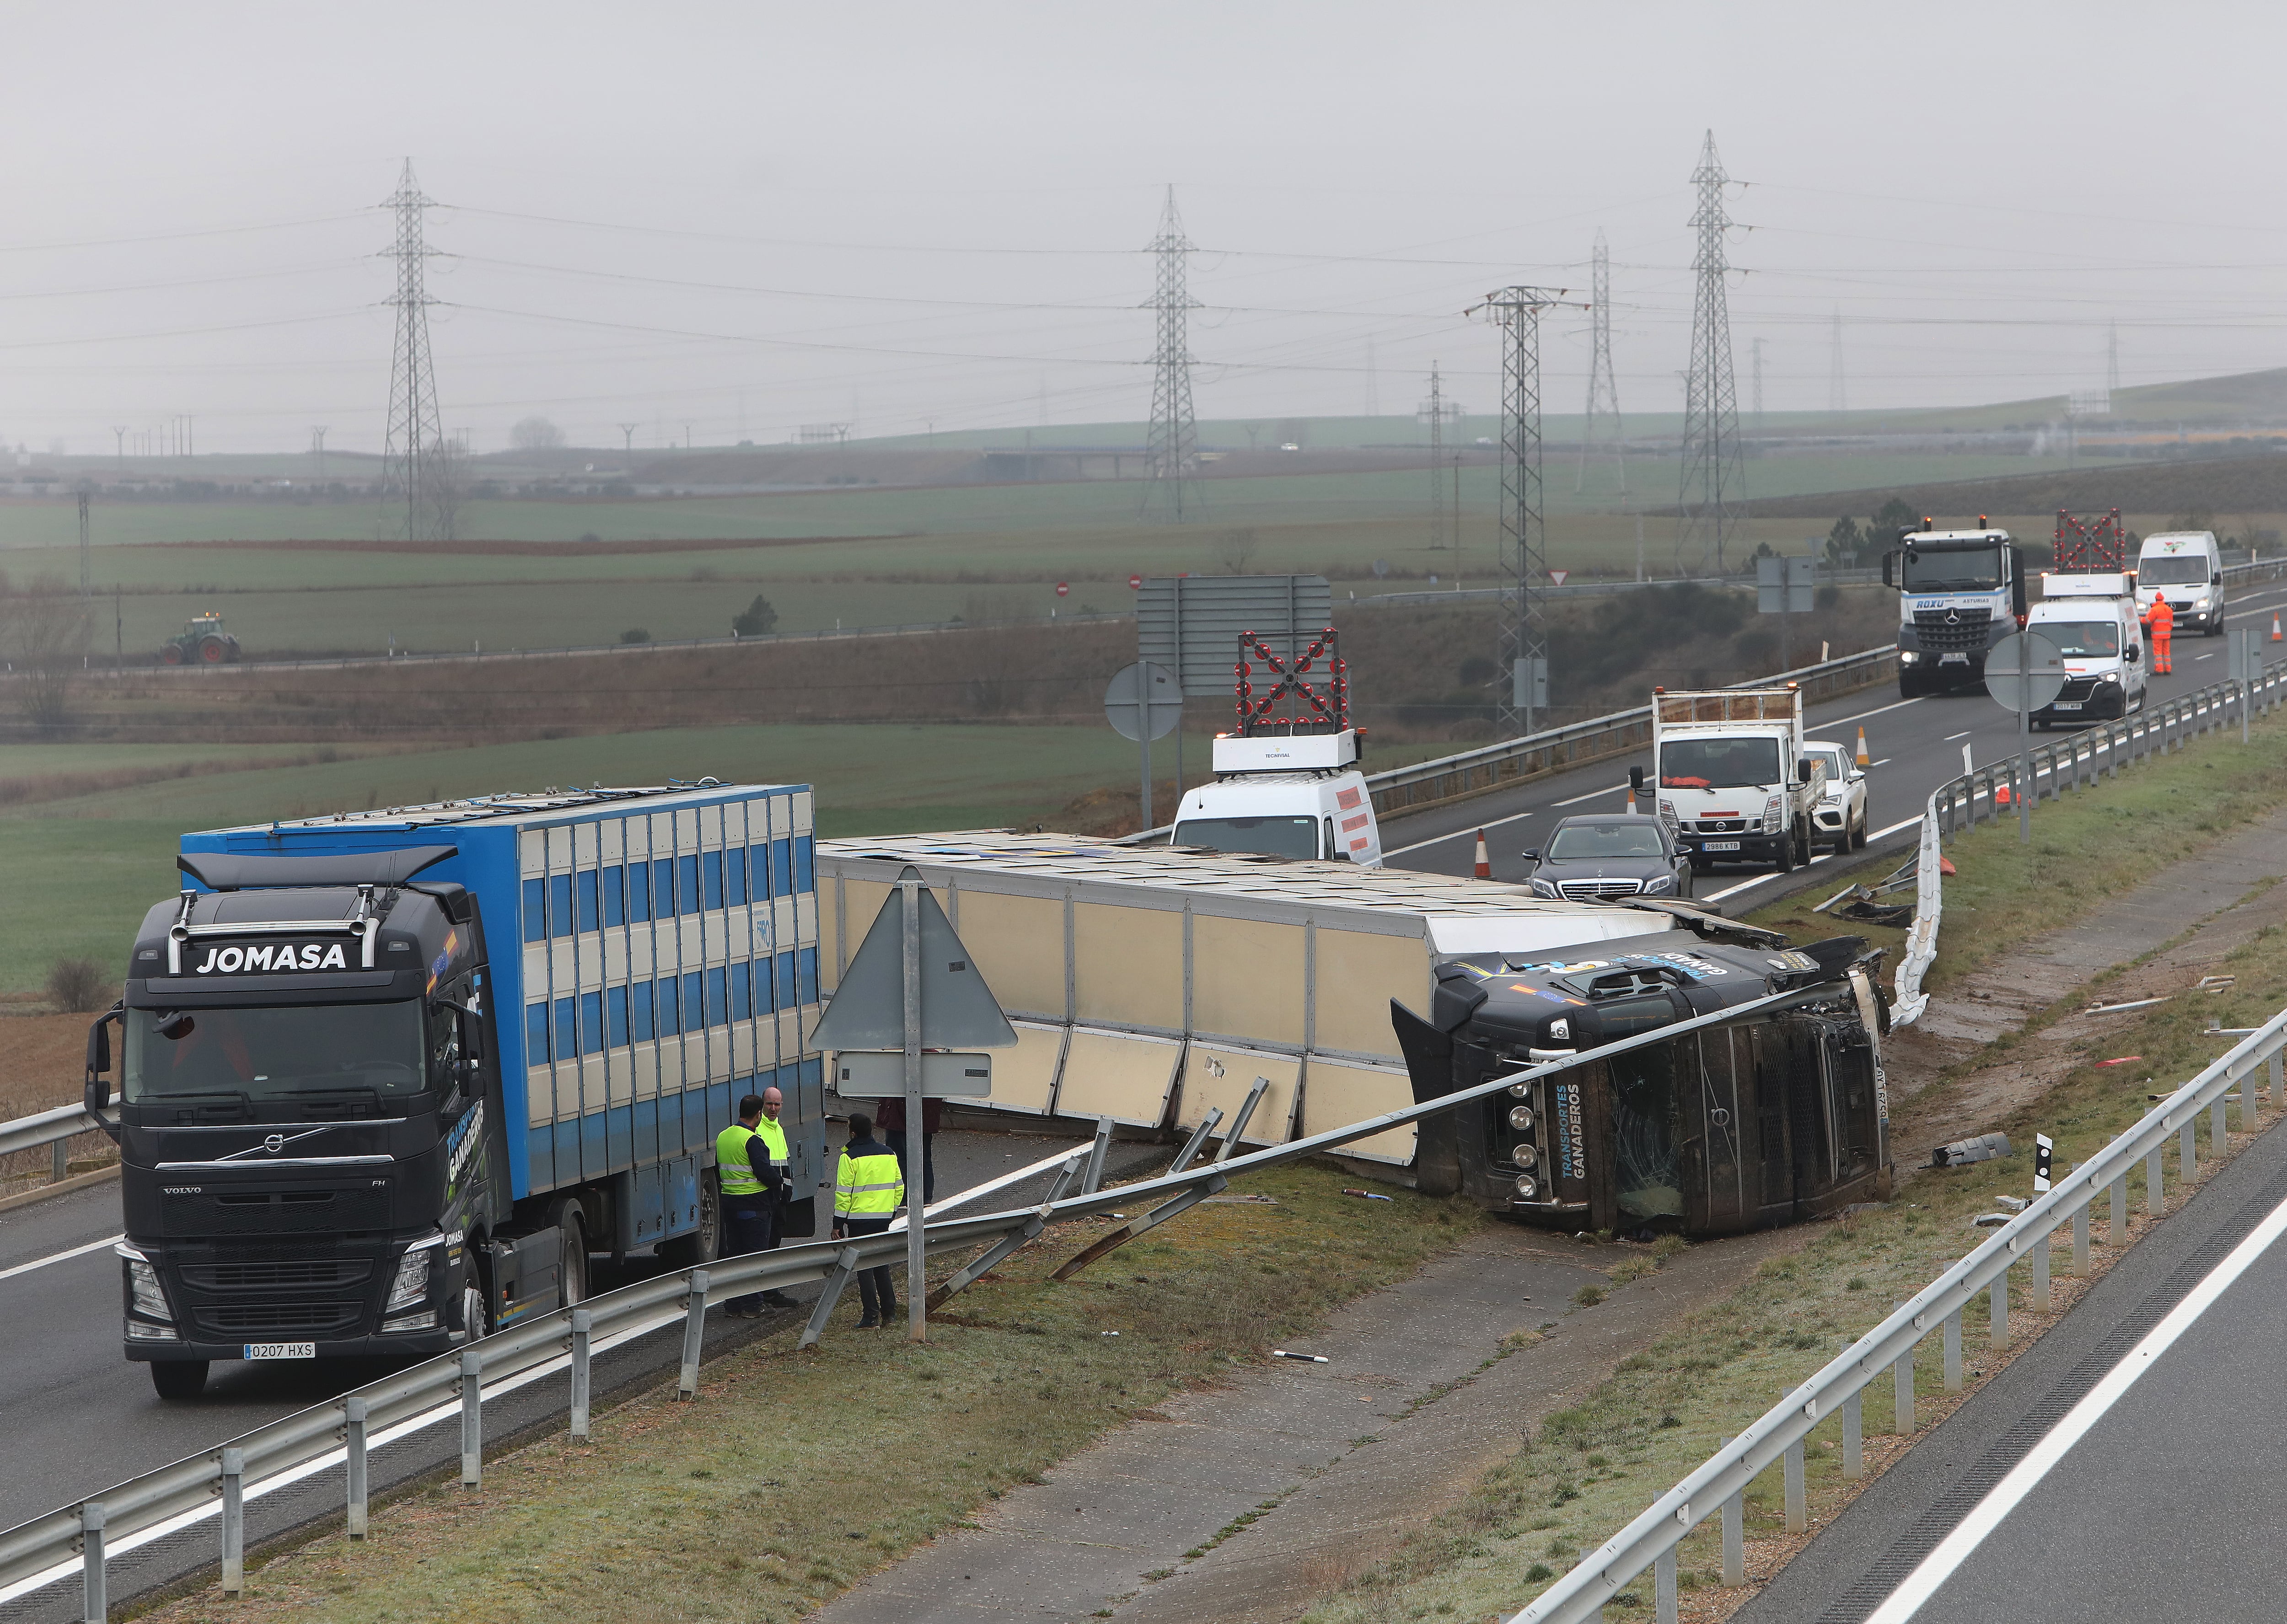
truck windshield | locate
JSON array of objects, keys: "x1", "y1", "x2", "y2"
[
  {"x1": 1659, "y1": 737, "x2": 1781, "y2": 790},
  {"x1": 123, "y1": 1002, "x2": 427, "y2": 1104},
  {"x1": 2039, "y1": 620, "x2": 2121, "y2": 657},
  {"x1": 2138, "y1": 557, "x2": 2209, "y2": 585},
  {"x1": 1548, "y1": 824, "x2": 1666, "y2": 860},
  {"x1": 1172, "y1": 816, "x2": 1319, "y2": 860},
  {"x1": 1902, "y1": 547, "x2": 2006, "y2": 592}
]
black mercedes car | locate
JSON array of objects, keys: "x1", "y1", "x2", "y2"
[{"x1": 1523, "y1": 815, "x2": 1693, "y2": 902}]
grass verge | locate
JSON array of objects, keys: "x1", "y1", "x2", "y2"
[
  {"x1": 132, "y1": 1164, "x2": 1480, "y2": 1624},
  {"x1": 1283, "y1": 713, "x2": 2287, "y2": 1623},
  {"x1": 1743, "y1": 701, "x2": 2287, "y2": 992}
]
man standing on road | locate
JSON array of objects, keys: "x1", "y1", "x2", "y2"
[
  {"x1": 832, "y1": 1112, "x2": 905, "y2": 1329},
  {"x1": 751, "y1": 1086, "x2": 796, "y2": 1310},
  {"x1": 2148, "y1": 594, "x2": 2174, "y2": 675},
  {"x1": 716, "y1": 1094, "x2": 773, "y2": 1318}
]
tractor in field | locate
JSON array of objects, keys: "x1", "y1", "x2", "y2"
[{"x1": 160, "y1": 612, "x2": 241, "y2": 665}]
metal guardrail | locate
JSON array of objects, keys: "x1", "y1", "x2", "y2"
[
  {"x1": 0, "y1": 1103, "x2": 107, "y2": 1190},
  {"x1": 0, "y1": 984, "x2": 1831, "y2": 1618},
  {"x1": 1512, "y1": 642, "x2": 2287, "y2": 1624}
]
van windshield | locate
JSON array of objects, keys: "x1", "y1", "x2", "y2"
[
  {"x1": 1659, "y1": 737, "x2": 1782, "y2": 790},
  {"x1": 1172, "y1": 815, "x2": 1319, "y2": 860},
  {"x1": 2138, "y1": 556, "x2": 2210, "y2": 585},
  {"x1": 2039, "y1": 620, "x2": 2121, "y2": 658},
  {"x1": 1902, "y1": 546, "x2": 2006, "y2": 592}
]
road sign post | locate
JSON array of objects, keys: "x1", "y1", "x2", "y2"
[
  {"x1": 1985, "y1": 630, "x2": 2065, "y2": 844},
  {"x1": 1105, "y1": 660, "x2": 1182, "y2": 829}
]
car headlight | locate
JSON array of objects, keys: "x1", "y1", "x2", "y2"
[
  {"x1": 1514, "y1": 1174, "x2": 1538, "y2": 1199},
  {"x1": 1508, "y1": 1104, "x2": 1535, "y2": 1131},
  {"x1": 1511, "y1": 1143, "x2": 1539, "y2": 1169},
  {"x1": 118, "y1": 1244, "x2": 170, "y2": 1321},
  {"x1": 1529, "y1": 878, "x2": 1558, "y2": 897},
  {"x1": 1643, "y1": 873, "x2": 1674, "y2": 894},
  {"x1": 386, "y1": 1233, "x2": 446, "y2": 1313}
]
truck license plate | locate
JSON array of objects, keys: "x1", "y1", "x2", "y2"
[
  {"x1": 243, "y1": 1341, "x2": 316, "y2": 1360},
  {"x1": 2052, "y1": 701, "x2": 2082, "y2": 711},
  {"x1": 1702, "y1": 841, "x2": 1742, "y2": 852},
  {"x1": 1939, "y1": 654, "x2": 1969, "y2": 665}
]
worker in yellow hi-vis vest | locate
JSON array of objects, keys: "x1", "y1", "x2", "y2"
[
  {"x1": 716, "y1": 1095, "x2": 777, "y2": 1318},
  {"x1": 832, "y1": 1112, "x2": 906, "y2": 1329}
]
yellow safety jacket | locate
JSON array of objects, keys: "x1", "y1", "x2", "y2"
[
  {"x1": 754, "y1": 1115, "x2": 790, "y2": 1182},
  {"x1": 715, "y1": 1123, "x2": 766, "y2": 1199},
  {"x1": 835, "y1": 1141, "x2": 904, "y2": 1219}
]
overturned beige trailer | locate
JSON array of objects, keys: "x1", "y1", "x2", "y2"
[{"x1": 813, "y1": 833, "x2": 1714, "y2": 1179}]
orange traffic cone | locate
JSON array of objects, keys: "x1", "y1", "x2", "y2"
[
  {"x1": 2272, "y1": 611, "x2": 2282, "y2": 643},
  {"x1": 1473, "y1": 829, "x2": 1492, "y2": 879},
  {"x1": 1855, "y1": 726, "x2": 1871, "y2": 766},
  {"x1": 1995, "y1": 783, "x2": 2012, "y2": 807}
]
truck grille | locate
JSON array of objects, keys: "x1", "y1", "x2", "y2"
[
  {"x1": 194, "y1": 1302, "x2": 365, "y2": 1336},
  {"x1": 1557, "y1": 879, "x2": 1644, "y2": 900},
  {"x1": 1692, "y1": 819, "x2": 1747, "y2": 834},
  {"x1": 161, "y1": 1186, "x2": 392, "y2": 1238},
  {"x1": 180, "y1": 1260, "x2": 372, "y2": 1290},
  {"x1": 1912, "y1": 606, "x2": 1993, "y2": 653}
]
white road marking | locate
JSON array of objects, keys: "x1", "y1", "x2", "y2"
[
  {"x1": 1863, "y1": 1183, "x2": 2287, "y2": 1623},
  {"x1": 1868, "y1": 757, "x2": 1893, "y2": 767},
  {"x1": 2193, "y1": 652, "x2": 2216, "y2": 661},
  {"x1": 1825, "y1": 694, "x2": 1927, "y2": 728},
  {"x1": 1380, "y1": 807, "x2": 1537, "y2": 859},
  {"x1": 1943, "y1": 730, "x2": 1973, "y2": 741},
  {"x1": 0, "y1": 1234, "x2": 123, "y2": 1285},
  {"x1": 1552, "y1": 782, "x2": 1631, "y2": 808}
]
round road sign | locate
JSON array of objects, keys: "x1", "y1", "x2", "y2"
[
  {"x1": 1128, "y1": 573, "x2": 1143, "y2": 590},
  {"x1": 1056, "y1": 582, "x2": 1070, "y2": 598},
  {"x1": 1984, "y1": 630, "x2": 2068, "y2": 714},
  {"x1": 1104, "y1": 661, "x2": 1182, "y2": 742}
]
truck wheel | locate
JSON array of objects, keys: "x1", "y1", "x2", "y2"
[
  {"x1": 1775, "y1": 831, "x2": 1796, "y2": 873},
  {"x1": 198, "y1": 636, "x2": 228, "y2": 663},
  {"x1": 549, "y1": 1200, "x2": 589, "y2": 1308},
  {"x1": 454, "y1": 1257, "x2": 495, "y2": 1343},
  {"x1": 151, "y1": 1360, "x2": 209, "y2": 1400},
  {"x1": 161, "y1": 643, "x2": 184, "y2": 665},
  {"x1": 658, "y1": 1169, "x2": 721, "y2": 1268}
]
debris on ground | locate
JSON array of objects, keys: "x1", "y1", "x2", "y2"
[
  {"x1": 2087, "y1": 996, "x2": 2168, "y2": 1014},
  {"x1": 1970, "y1": 1212, "x2": 2012, "y2": 1228},
  {"x1": 1271, "y1": 1350, "x2": 1330, "y2": 1364},
  {"x1": 1339, "y1": 1188, "x2": 1394, "y2": 1201},
  {"x1": 1994, "y1": 1195, "x2": 2028, "y2": 1212},
  {"x1": 2094, "y1": 1055, "x2": 2145, "y2": 1067},
  {"x1": 1930, "y1": 1131, "x2": 2012, "y2": 1168}
]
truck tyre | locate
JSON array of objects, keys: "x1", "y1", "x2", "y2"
[
  {"x1": 658, "y1": 1168, "x2": 721, "y2": 1268},
  {"x1": 1775, "y1": 831, "x2": 1796, "y2": 874},
  {"x1": 198, "y1": 635, "x2": 228, "y2": 663},
  {"x1": 453, "y1": 1255, "x2": 495, "y2": 1344},
  {"x1": 548, "y1": 1198, "x2": 589, "y2": 1308},
  {"x1": 150, "y1": 1360, "x2": 208, "y2": 1400},
  {"x1": 161, "y1": 642, "x2": 184, "y2": 665}
]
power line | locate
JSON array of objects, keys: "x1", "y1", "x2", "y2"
[
  {"x1": 1139, "y1": 186, "x2": 1201, "y2": 524},
  {"x1": 1677, "y1": 131, "x2": 1745, "y2": 575},
  {"x1": 1828, "y1": 306, "x2": 1846, "y2": 413},
  {"x1": 381, "y1": 160, "x2": 449, "y2": 543}
]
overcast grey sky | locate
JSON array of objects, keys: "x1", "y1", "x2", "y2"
[{"x1": 4, "y1": 0, "x2": 2284, "y2": 455}]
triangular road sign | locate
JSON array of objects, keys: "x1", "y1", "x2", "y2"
[{"x1": 811, "y1": 867, "x2": 1018, "y2": 1052}]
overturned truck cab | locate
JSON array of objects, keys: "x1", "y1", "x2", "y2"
[{"x1": 1396, "y1": 927, "x2": 1890, "y2": 1236}]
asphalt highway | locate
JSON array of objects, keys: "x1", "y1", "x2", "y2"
[{"x1": 1378, "y1": 574, "x2": 2287, "y2": 920}]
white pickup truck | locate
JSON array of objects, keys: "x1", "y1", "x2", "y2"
[{"x1": 1651, "y1": 686, "x2": 1824, "y2": 874}]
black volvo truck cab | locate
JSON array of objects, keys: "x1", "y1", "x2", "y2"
[{"x1": 1396, "y1": 927, "x2": 1890, "y2": 1236}]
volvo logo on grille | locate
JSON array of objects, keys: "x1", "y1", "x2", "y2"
[{"x1": 263, "y1": 1134, "x2": 286, "y2": 1154}]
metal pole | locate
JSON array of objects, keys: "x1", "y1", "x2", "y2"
[
  {"x1": 1140, "y1": 719, "x2": 1153, "y2": 832},
  {"x1": 1990, "y1": 1270, "x2": 2009, "y2": 1349},
  {"x1": 1656, "y1": 1545, "x2": 1678, "y2": 1624},
  {"x1": 2074, "y1": 1200, "x2": 2091, "y2": 1276},
  {"x1": 1722, "y1": 1480, "x2": 1745, "y2": 1584},
  {"x1": 2147, "y1": 1143, "x2": 2165, "y2": 1216},
  {"x1": 2180, "y1": 1116, "x2": 2197, "y2": 1183},
  {"x1": 1783, "y1": 1439, "x2": 1805, "y2": 1533},
  {"x1": 81, "y1": 1502, "x2": 104, "y2": 1624},
  {"x1": 678, "y1": 1268, "x2": 710, "y2": 1395},
  {"x1": 1842, "y1": 1389, "x2": 1863, "y2": 1479},
  {"x1": 2212, "y1": 1095, "x2": 2228, "y2": 1157},
  {"x1": 1944, "y1": 1311, "x2": 1962, "y2": 1391},
  {"x1": 902, "y1": 873, "x2": 926, "y2": 1342},
  {"x1": 1893, "y1": 1346, "x2": 1914, "y2": 1434},
  {"x1": 1082, "y1": 1115, "x2": 1113, "y2": 1193},
  {"x1": 345, "y1": 1396, "x2": 369, "y2": 1538},
  {"x1": 2031, "y1": 1227, "x2": 2050, "y2": 1309},
  {"x1": 2111, "y1": 1174, "x2": 2128, "y2": 1246},
  {"x1": 460, "y1": 1349, "x2": 483, "y2": 1486},
  {"x1": 220, "y1": 1447, "x2": 244, "y2": 1595},
  {"x1": 569, "y1": 1308, "x2": 592, "y2": 1440},
  {"x1": 2016, "y1": 634, "x2": 2031, "y2": 843}
]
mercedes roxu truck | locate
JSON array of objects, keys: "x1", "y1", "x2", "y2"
[{"x1": 86, "y1": 783, "x2": 823, "y2": 1397}]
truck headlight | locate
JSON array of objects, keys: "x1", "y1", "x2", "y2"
[
  {"x1": 1513, "y1": 1175, "x2": 1538, "y2": 1199},
  {"x1": 118, "y1": 1244, "x2": 170, "y2": 1321},
  {"x1": 1657, "y1": 799, "x2": 1676, "y2": 819},
  {"x1": 1529, "y1": 878, "x2": 1558, "y2": 898},
  {"x1": 386, "y1": 1234, "x2": 445, "y2": 1313},
  {"x1": 1643, "y1": 874, "x2": 1674, "y2": 894},
  {"x1": 1899, "y1": 650, "x2": 1919, "y2": 665},
  {"x1": 1507, "y1": 1082, "x2": 1531, "y2": 1099},
  {"x1": 2099, "y1": 671, "x2": 2120, "y2": 684},
  {"x1": 1511, "y1": 1143, "x2": 1539, "y2": 1169},
  {"x1": 1509, "y1": 1104, "x2": 1535, "y2": 1131}
]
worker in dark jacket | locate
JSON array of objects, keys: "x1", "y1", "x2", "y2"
[
  {"x1": 716, "y1": 1094, "x2": 774, "y2": 1318},
  {"x1": 875, "y1": 1093, "x2": 941, "y2": 1208},
  {"x1": 833, "y1": 1113, "x2": 906, "y2": 1329}
]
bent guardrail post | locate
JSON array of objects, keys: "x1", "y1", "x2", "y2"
[
  {"x1": 1081, "y1": 1117, "x2": 1114, "y2": 1194},
  {"x1": 1216, "y1": 1077, "x2": 1270, "y2": 1163},
  {"x1": 459, "y1": 1350, "x2": 483, "y2": 1487},
  {"x1": 676, "y1": 1269, "x2": 710, "y2": 1399},
  {"x1": 344, "y1": 1396, "x2": 369, "y2": 1538},
  {"x1": 1169, "y1": 1111, "x2": 1221, "y2": 1175},
  {"x1": 929, "y1": 1214, "x2": 1046, "y2": 1312},
  {"x1": 569, "y1": 1309, "x2": 593, "y2": 1441},
  {"x1": 78, "y1": 1503, "x2": 102, "y2": 1624},
  {"x1": 799, "y1": 1249, "x2": 862, "y2": 1350},
  {"x1": 1051, "y1": 1174, "x2": 1228, "y2": 1281},
  {"x1": 219, "y1": 1448, "x2": 244, "y2": 1596}
]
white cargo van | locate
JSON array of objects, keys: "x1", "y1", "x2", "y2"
[
  {"x1": 2135, "y1": 531, "x2": 2227, "y2": 637},
  {"x1": 1171, "y1": 729, "x2": 1384, "y2": 866},
  {"x1": 2028, "y1": 572, "x2": 2146, "y2": 727}
]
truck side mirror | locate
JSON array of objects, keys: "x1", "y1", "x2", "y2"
[
  {"x1": 1628, "y1": 765, "x2": 1645, "y2": 793},
  {"x1": 1798, "y1": 757, "x2": 1817, "y2": 784},
  {"x1": 84, "y1": 1003, "x2": 121, "y2": 1122},
  {"x1": 1880, "y1": 552, "x2": 1895, "y2": 589}
]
